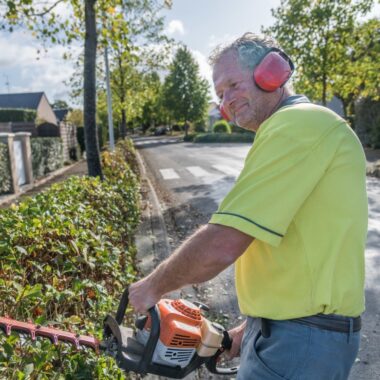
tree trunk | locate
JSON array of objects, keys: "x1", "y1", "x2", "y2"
[
  {"x1": 84, "y1": 0, "x2": 103, "y2": 178},
  {"x1": 121, "y1": 108, "x2": 127, "y2": 138}
]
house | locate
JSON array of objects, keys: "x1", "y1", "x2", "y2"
[
  {"x1": 0, "y1": 92, "x2": 77, "y2": 161},
  {"x1": 208, "y1": 101, "x2": 221, "y2": 131}
]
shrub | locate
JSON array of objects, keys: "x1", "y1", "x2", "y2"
[
  {"x1": 193, "y1": 132, "x2": 255, "y2": 143},
  {"x1": 183, "y1": 133, "x2": 197, "y2": 142},
  {"x1": 0, "y1": 142, "x2": 12, "y2": 194},
  {"x1": 212, "y1": 120, "x2": 231, "y2": 134},
  {"x1": 355, "y1": 98, "x2": 380, "y2": 148},
  {"x1": 31, "y1": 137, "x2": 64, "y2": 178},
  {"x1": 0, "y1": 140, "x2": 140, "y2": 379},
  {"x1": 0, "y1": 108, "x2": 37, "y2": 123},
  {"x1": 171, "y1": 124, "x2": 182, "y2": 132},
  {"x1": 194, "y1": 120, "x2": 206, "y2": 133},
  {"x1": 115, "y1": 139, "x2": 140, "y2": 177}
]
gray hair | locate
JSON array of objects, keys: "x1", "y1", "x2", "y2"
[
  {"x1": 209, "y1": 32, "x2": 279, "y2": 70},
  {"x1": 209, "y1": 32, "x2": 294, "y2": 92}
]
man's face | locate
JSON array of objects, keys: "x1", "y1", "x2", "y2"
[{"x1": 213, "y1": 51, "x2": 270, "y2": 132}]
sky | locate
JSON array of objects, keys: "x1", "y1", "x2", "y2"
[{"x1": 0, "y1": 0, "x2": 378, "y2": 106}]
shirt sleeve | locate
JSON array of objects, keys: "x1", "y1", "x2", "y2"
[{"x1": 209, "y1": 122, "x2": 339, "y2": 247}]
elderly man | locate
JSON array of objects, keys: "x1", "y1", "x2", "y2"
[{"x1": 129, "y1": 33, "x2": 368, "y2": 379}]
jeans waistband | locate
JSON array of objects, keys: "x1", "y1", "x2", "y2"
[
  {"x1": 290, "y1": 314, "x2": 361, "y2": 333},
  {"x1": 260, "y1": 314, "x2": 361, "y2": 339}
]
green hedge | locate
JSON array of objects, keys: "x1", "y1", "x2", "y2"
[
  {"x1": 0, "y1": 142, "x2": 12, "y2": 194},
  {"x1": 356, "y1": 98, "x2": 380, "y2": 148},
  {"x1": 193, "y1": 132, "x2": 255, "y2": 143},
  {"x1": 0, "y1": 141, "x2": 140, "y2": 379},
  {"x1": 31, "y1": 137, "x2": 64, "y2": 178},
  {"x1": 212, "y1": 120, "x2": 231, "y2": 134},
  {"x1": 0, "y1": 108, "x2": 37, "y2": 123}
]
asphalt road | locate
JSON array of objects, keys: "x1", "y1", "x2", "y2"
[{"x1": 135, "y1": 135, "x2": 380, "y2": 380}]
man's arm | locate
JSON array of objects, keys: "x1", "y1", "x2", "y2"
[{"x1": 129, "y1": 223, "x2": 253, "y2": 313}]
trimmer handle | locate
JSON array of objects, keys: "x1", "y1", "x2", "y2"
[
  {"x1": 115, "y1": 288, "x2": 130, "y2": 324},
  {"x1": 205, "y1": 331, "x2": 239, "y2": 375},
  {"x1": 105, "y1": 287, "x2": 160, "y2": 374}
]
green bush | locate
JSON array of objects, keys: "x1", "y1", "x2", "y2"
[
  {"x1": 212, "y1": 120, "x2": 231, "y2": 134},
  {"x1": 31, "y1": 137, "x2": 64, "y2": 178},
  {"x1": 0, "y1": 141, "x2": 140, "y2": 379},
  {"x1": 193, "y1": 132, "x2": 255, "y2": 143},
  {"x1": 171, "y1": 124, "x2": 182, "y2": 132},
  {"x1": 0, "y1": 142, "x2": 12, "y2": 194},
  {"x1": 183, "y1": 133, "x2": 197, "y2": 142},
  {"x1": 115, "y1": 139, "x2": 140, "y2": 177},
  {"x1": 355, "y1": 98, "x2": 380, "y2": 148},
  {"x1": 194, "y1": 120, "x2": 206, "y2": 133},
  {"x1": 0, "y1": 108, "x2": 37, "y2": 123}
]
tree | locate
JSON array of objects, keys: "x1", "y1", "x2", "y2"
[
  {"x1": 104, "y1": 0, "x2": 173, "y2": 138},
  {"x1": 263, "y1": 0, "x2": 374, "y2": 110},
  {"x1": 333, "y1": 18, "x2": 380, "y2": 119},
  {"x1": 162, "y1": 46, "x2": 210, "y2": 126},
  {"x1": 0, "y1": 0, "x2": 172, "y2": 177},
  {"x1": 52, "y1": 99, "x2": 70, "y2": 110}
]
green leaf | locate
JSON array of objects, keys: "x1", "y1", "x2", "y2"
[
  {"x1": 23, "y1": 363, "x2": 34, "y2": 377},
  {"x1": 66, "y1": 315, "x2": 82, "y2": 325}
]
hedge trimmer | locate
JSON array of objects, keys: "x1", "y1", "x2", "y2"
[{"x1": 0, "y1": 289, "x2": 238, "y2": 378}]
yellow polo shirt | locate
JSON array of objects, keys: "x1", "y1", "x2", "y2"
[{"x1": 209, "y1": 103, "x2": 368, "y2": 319}]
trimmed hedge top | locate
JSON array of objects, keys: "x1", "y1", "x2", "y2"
[{"x1": 0, "y1": 108, "x2": 37, "y2": 123}]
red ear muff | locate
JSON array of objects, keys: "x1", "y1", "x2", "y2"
[
  {"x1": 253, "y1": 49, "x2": 294, "y2": 92},
  {"x1": 219, "y1": 103, "x2": 230, "y2": 122}
]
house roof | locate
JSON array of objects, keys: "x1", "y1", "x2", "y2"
[
  {"x1": 54, "y1": 109, "x2": 69, "y2": 122},
  {"x1": 0, "y1": 92, "x2": 45, "y2": 110}
]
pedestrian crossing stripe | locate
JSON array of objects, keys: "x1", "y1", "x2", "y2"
[
  {"x1": 159, "y1": 165, "x2": 242, "y2": 180},
  {"x1": 186, "y1": 166, "x2": 210, "y2": 177},
  {"x1": 160, "y1": 169, "x2": 180, "y2": 179},
  {"x1": 212, "y1": 164, "x2": 242, "y2": 177}
]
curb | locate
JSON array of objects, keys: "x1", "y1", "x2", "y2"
[
  {"x1": 134, "y1": 149, "x2": 172, "y2": 276},
  {"x1": 0, "y1": 161, "x2": 84, "y2": 207}
]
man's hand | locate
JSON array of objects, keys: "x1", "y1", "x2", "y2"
[
  {"x1": 224, "y1": 320, "x2": 247, "y2": 359},
  {"x1": 129, "y1": 276, "x2": 161, "y2": 314}
]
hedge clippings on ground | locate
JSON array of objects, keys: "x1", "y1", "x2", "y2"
[
  {"x1": 31, "y1": 137, "x2": 64, "y2": 178},
  {"x1": 0, "y1": 142, "x2": 12, "y2": 194},
  {"x1": 0, "y1": 140, "x2": 141, "y2": 379}
]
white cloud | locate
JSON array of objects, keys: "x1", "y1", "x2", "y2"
[
  {"x1": 190, "y1": 50, "x2": 217, "y2": 101},
  {"x1": 166, "y1": 20, "x2": 185, "y2": 35},
  {"x1": 208, "y1": 33, "x2": 238, "y2": 49},
  {"x1": 0, "y1": 30, "x2": 81, "y2": 105}
]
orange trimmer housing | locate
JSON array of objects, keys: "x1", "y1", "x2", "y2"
[{"x1": 146, "y1": 299, "x2": 203, "y2": 349}]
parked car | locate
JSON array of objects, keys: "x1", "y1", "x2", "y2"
[{"x1": 154, "y1": 126, "x2": 169, "y2": 136}]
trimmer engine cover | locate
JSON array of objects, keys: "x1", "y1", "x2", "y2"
[{"x1": 102, "y1": 290, "x2": 238, "y2": 379}]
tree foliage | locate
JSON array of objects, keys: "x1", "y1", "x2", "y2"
[
  {"x1": 263, "y1": 0, "x2": 377, "y2": 117},
  {"x1": 162, "y1": 46, "x2": 210, "y2": 124},
  {"x1": 0, "y1": 0, "x2": 172, "y2": 176}
]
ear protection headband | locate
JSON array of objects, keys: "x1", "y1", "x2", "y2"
[{"x1": 219, "y1": 48, "x2": 294, "y2": 121}]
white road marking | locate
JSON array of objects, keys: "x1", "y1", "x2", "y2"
[
  {"x1": 212, "y1": 164, "x2": 242, "y2": 177},
  {"x1": 160, "y1": 168, "x2": 179, "y2": 179},
  {"x1": 186, "y1": 166, "x2": 210, "y2": 177}
]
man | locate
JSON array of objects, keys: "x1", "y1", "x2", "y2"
[{"x1": 129, "y1": 33, "x2": 368, "y2": 379}]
